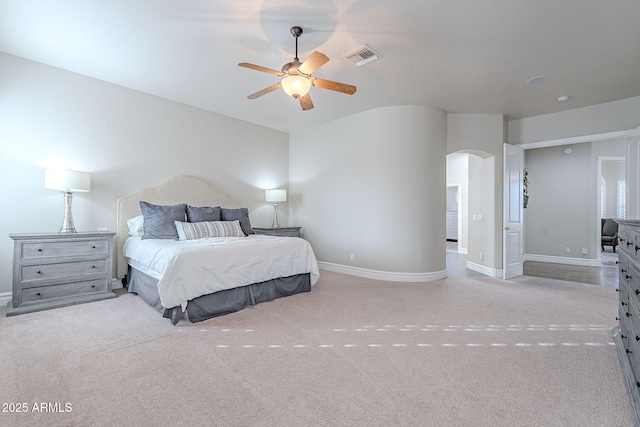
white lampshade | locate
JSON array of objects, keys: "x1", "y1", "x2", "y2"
[
  {"x1": 265, "y1": 189, "x2": 287, "y2": 203},
  {"x1": 45, "y1": 169, "x2": 91, "y2": 192},
  {"x1": 281, "y1": 75, "x2": 311, "y2": 98}
]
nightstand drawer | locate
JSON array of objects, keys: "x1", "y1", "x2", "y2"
[
  {"x1": 21, "y1": 279, "x2": 108, "y2": 305},
  {"x1": 21, "y1": 259, "x2": 107, "y2": 282},
  {"x1": 20, "y1": 239, "x2": 108, "y2": 260}
]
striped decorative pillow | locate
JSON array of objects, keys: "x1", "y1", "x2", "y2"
[{"x1": 174, "y1": 220, "x2": 245, "y2": 240}]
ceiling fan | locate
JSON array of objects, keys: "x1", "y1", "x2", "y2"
[{"x1": 238, "y1": 26, "x2": 356, "y2": 111}]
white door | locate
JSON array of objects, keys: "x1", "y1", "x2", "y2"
[{"x1": 503, "y1": 143, "x2": 524, "y2": 279}]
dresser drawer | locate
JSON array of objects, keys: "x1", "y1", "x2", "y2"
[
  {"x1": 620, "y1": 306, "x2": 631, "y2": 344},
  {"x1": 629, "y1": 230, "x2": 640, "y2": 264},
  {"x1": 8, "y1": 232, "x2": 116, "y2": 316},
  {"x1": 628, "y1": 298, "x2": 640, "y2": 345},
  {"x1": 20, "y1": 259, "x2": 107, "y2": 282},
  {"x1": 20, "y1": 239, "x2": 108, "y2": 260},
  {"x1": 628, "y1": 262, "x2": 640, "y2": 309},
  {"x1": 620, "y1": 279, "x2": 629, "y2": 304},
  {"x1": 21, "y1": 279, "x2": 108, "y2": 305}
]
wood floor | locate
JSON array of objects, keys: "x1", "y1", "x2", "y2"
[
  {"x1": 523, "y1": 251, "x2": 619, "y2": 287},
  {"x1": 447, "y1": 241, "x2": 619, "y2": 287}
]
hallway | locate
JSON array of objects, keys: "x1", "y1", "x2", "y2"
[{"x1": 445, "y1": 241, "x2": 483, "y2": 278}]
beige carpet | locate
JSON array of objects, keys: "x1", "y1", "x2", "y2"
[{"x1": 0, "y1": 271, "x2": 633, "y2": 426}]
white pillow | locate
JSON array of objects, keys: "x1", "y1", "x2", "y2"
[
  {"x1": 174, "y1": 220, "x2": 245, "y2": 240},
  {"x1": 127, "y1": 215, "x2": 144, "y2": 236}
]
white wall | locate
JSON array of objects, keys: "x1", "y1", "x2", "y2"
[
  {"x1": 524, "y1": 143, "x2": 595, "y2": 262},
  {"x1": 467, "y1": 154, "x2": 496, "y2": 272},
  {"x1": 509, "y1": 96, "x2": 640, "y2": 145},
  {"x1": 0, "y1": 53, "x2": 289, "y2": 295},
  {"x1": 289, "y1": 105, "x2": 447, "y2": 280}
]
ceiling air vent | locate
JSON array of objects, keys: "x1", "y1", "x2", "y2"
[{"x1": 342, "y1": 45, "x2": 381, "y2": 67}]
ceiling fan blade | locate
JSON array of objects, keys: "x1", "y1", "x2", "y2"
[
  {"x1": 312, "y1": 78, "x2": 356, "y2": 95},
  {"x1": 298, "y1": 51, "x2": 330, "y2": 75},
  {"x1": 298, "y1": 93, "x2": 314, "y2": 111},
  {"x1": 247, "y1": 83, "x2": 281, "y2": 99},
  {"x1": 238, "y1": 62, "x2": 284, "y2": 76}
]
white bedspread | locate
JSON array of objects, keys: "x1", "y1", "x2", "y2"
[{"x1": 123, "y1": 234, "x2": 319, "y2": 310}]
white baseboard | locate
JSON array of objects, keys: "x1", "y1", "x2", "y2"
[
  {"x1": 318, "y1": 262, "x2": 447, "y2": 282},
  {"x1": 0, "y1": 292, "x2": 11, "y2": 307},
  {"x1": 466, "y1": 261, "x2": 502, "y2": 278},
  {"x1": 524, "y1": 254, "x2": 600, "y2": 267}
]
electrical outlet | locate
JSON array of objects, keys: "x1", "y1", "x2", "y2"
[
  {"x1": 582, "y1": 248, "x2": 587, "y2": 255},
  {"x1": 350, "y1": 253, "x2": 355, "y2": 261},
  {"x1": 479, "y1": 252, "x2": 484, "y2": 260},
  {"x1": 565, "y1": 247, "x2": 570, "y2": 253}
]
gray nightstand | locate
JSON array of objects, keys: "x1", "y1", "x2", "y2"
[
  {"x1": 253, "y1": 227, "x2": 301, "y2": 237},
  {"x1": 7, "y1": 232, "x2": 117, "y2": 316}
]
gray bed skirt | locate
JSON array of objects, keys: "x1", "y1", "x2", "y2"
[{"x1": 126, "y1": 266, "x2": 311, "y2": 325}]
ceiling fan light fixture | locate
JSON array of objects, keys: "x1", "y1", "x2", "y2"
[{"x1": 281, "y1": 74, "x2": 311, "y2": 98}]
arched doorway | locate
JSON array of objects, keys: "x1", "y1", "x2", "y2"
[{"x1": 446, "y1": 150, "x2": 497, "y2": 277}]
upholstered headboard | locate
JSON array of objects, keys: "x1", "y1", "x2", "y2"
[{"x1": 115, "y1": 176, "x2": 242, "y2": 278}]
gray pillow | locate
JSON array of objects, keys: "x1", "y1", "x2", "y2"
[
  {"x1": 186, "y1": 205, "x2": 221, "y2": 223},
  {"x1": 139, "y1": 201, "x2": 186, "y2": 240},
  {"x1": 220, "y1": 207, "x2": 254, "y2": 235}
]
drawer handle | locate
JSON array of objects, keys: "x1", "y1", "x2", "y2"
[
  {"x1": 622, "y1": 269, "x2": 627, "y2": 273},
  {"x1": 92, "y1": 265, "x2": 96, "y2": 269},
  {"x1": 621, "y1": 238, "x2": 626, "y2": 243},
  {"x1": 621, "y1": 334, "x2": 626, "y2": 339},
  {"x1": 628, "y1": 242, "x2": 633, "y2": 247},
  {"x1": 627, "y1": 349, "x2": 633, "y2": 354},
  {"x1": 616, "y1": 317, "x2": 620, "y2": 321},
  {"x1": 92, "y1": 245, "x2": 96, "y2": 249},
  {"x1": 627, "y1": 275, "x2": 632, "y2": 280},
  {"x1": 636, "y1": 245, "x2": 640, "y2": 253},
  {"x1": 627, "y1": 312, "x2": 632, "y2": 317},
  {"x1": 37, "y1": 248, "x2": 43, "y2": 252},
  {"x1": 636, "y1": 290, "x2": 640, "y2": 295},
  {"x1": 622, "y1": 301, "x2": 627, "y2": 306},
  {"x1": 616, "y1": 288, "x2": 620, "y2": 292},
  {"x1": 36, "y1": 270, "x2": 42, "y2": 274},
  {"x1": 636, "y1": 336, "x2": 640, "y2": 342},
  {"x1": 36, "y1": 292, "x2": 41, "y2": 296}
]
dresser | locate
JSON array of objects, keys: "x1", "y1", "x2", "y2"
[
  {"x1": 253, "y1": 226, "x2": 301, "y2": 237},
  {"x1": 614, "y1": 220, "x2": 640, "y2": 425},
  {"x1": 7, "y1": 232, "x2": 117, "y2": 316}
]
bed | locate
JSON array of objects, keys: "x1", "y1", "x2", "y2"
[{"x1": 116, "y1": 176, "x2": 319, "y2": 324}]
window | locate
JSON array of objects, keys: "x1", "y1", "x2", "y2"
[{"x1": 618, "y1": 180, "x2": 626, "y2": 219}]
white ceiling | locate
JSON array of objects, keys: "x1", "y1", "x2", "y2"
[{"x1": 2, "y1": 0, "x2": 640, "y2": 133}]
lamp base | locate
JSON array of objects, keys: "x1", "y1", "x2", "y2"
[
  {"x1": 271, "y1": 202, "x2": 280, "y2": 228},
  {"x1": 59, "y1": 192, "x2": 78, "y2": 233}
]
